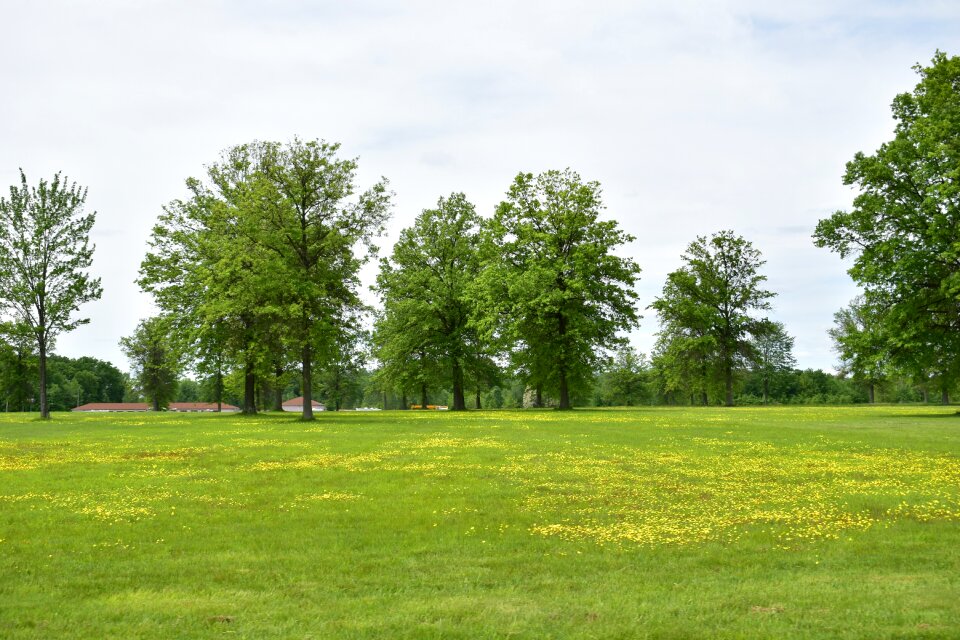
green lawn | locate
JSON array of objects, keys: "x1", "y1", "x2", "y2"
[{"x1": 2, "y1": 406, "x2": 959, "y2": 639}]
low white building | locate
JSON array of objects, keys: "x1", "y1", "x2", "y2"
[{"x1": 281, "y1": 396, "x2": 326, "y2": 412}]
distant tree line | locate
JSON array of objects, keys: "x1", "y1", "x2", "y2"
[{"x1": 2, "y1": 52, "x2": 957, "y2": 414}]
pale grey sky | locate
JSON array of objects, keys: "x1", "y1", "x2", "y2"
[{"x1": 2, "y1": 1, "x2": 958, "y2": 372}]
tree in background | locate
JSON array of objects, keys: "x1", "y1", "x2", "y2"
[
  {"x1": 596, "y1": 346, "x2": 651, "y2": 406},
  {"x1": 140, "y1": 145, "x2": 296, "y2": 415},
  {"x1": 652, "y1": 230, "x2": 774, "y2": 406},
  {"x1": 375, "y1": 193, "x2": 485, "y2": 410},
  {"x1": 814, "y1": 52, "x2": 960, "y2": 403},
  {"x1": 751, "y1": 321, "x2": 796, "y2": 405},
  {"x1": 120, "y1": 316, "x2": 182, "y2": 411},
  {"x1": 0, "y1": 171, "x2": 102, "y2": 418},
  {"x1": 475, "y1": 169, "x2": 641, "y2": 410},
  {"x1": 249, "y1": 139, "x2": 390, "y2": 420},
  {"x1": 0, "y1": 322, "x2": 36, "y2": 412},
  {"x1": 828, "y1": 296, "x2": 889, "y2": 403}
]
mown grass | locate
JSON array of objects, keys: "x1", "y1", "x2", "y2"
[{"x1": 1, "y1": 406, "x2": 959, "y2": 639}]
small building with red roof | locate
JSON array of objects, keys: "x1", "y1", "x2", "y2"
[{"x1": 281, "y1": 396, "x2": 326, "y2": 412}]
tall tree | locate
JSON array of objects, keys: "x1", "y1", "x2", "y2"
[
  {"x1": 651, "y1": 230, "x2": 774, "y2": 406},
  {"x1": 0, "y1": 171, "x2": 102, "y2": 418},
  {"x1": 814, "y1": 52, "x2": 960, "y2": 396},
  {"x1": 475, "y1": 169, "x2": 641, "y2": 410},
  {"x1": 139, "y1": 148, "x2": 288, "y2": 415},
  {"x1": 375, "y1": 193, "x2": 484, "y2": 410},
  {"x1": 828, "y1": 296, "x2": 889, "y2": 404},
  {"x1": 252, "y1": 139, "x2": 391, "y2": 420},
  {"x1": 120, "y1": 316, "x2": 182, "y2": 411},
  {"x1": 751, "y1": 321, "x2": 796, "y2": 405}
]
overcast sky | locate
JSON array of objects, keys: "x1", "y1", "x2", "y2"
[{"x1": 2, "y1": 0, "x2": 958, "y2": 373}]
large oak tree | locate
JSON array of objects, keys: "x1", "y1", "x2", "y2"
[
  {"x1": 476, "y1": 169, "x2": 641, "y2": 410},
  {"x1": 814, "y1": 52, "x2": 960, "y2": 399}
]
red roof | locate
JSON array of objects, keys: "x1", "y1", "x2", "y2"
[
  {"x1": 72, "y1": 402, "x2": 241, "y2": 412},
  {"x1": 170, "y1": 402, "x2": 240, "y2": 411},
  {"x1": 281, "y1": 396, "x2": 325, "y2": 407},
  {"x1": 73, "y1": 402, "x2": 149, "y2": 412}
]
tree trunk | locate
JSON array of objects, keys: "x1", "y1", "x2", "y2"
[
  {"x1": 557, "y1": 314, "x2": 572, "y2": 410},
  {"x1": 535, "y1": 385, "x2": 543, "y2": 408},
  {"x1": 243, "y1": 360, "x2": 257, "y2": 414},
  {"x1": 921, "y1": 387, "x2": 928, "y2": 404},
  {"x1": 153, "y1": 395, "x2": 161, "y2": 412},
  {"x1": 724, "y1": 361, "x2": 734, "y2": 407},
  {"x1": 701, "y1": 391, "x2": 708, "y2": 406},
  {"x1": 273, "y1": 365, "x2": 284, "y2": 411},
  {"x1": 382, "y1": 391, "x2": 388, "y2": 410},
  {"x1": 558, "y1": 366, "x2": 571, "y2": 410},
  {"x1": 420, "y1": 383, "x2": 428, "y2": 409},
  {"x1": 451, "y1": 358, "x2": 466, "y2": 410},
  {"x1": 942, "y1": 389, "x2": 950, "y2": 405},
  {"x1": 868, "y1": 383, "x2": 875, "y2": 404},
  {"x1": 215, "y1": 368, "x2": 223, "y2": 412},
  {"x1": 475, "y1": 389, "x2": 481, "y2": 410},
  {"x1": 302, "y1": 342, "x2": 314, "y2": 420},
  {"x1": 401, "y1": 392, "x2": 408, "y2": 410},
  {"x1": 763, "y1": 376, "x2": 769, "y2": 406},
  {"x1": 38, "y1": 336, "x2": 49, "y2": 419}
]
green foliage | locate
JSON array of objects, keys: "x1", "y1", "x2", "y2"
[
  {"x1": 120, "y1": 316, "x2": 182, "y2": 411},
  {"x1": 475, "y1": 169, "x2": 641, "y2": 409},
  {"x1": 652, "y1": 230, "x2": 774, "y2": 406},
  {"x1": 594, "y1": 347, "x2": 651, "y2": 406},
  {"x1": 0, "y1": 171, "x2": 102, "y2": 417},
  {"x1": 374, "y1": 193, "x2": 487, "y2": 410},
  {"x1": 828, "y1": 296, "x2": 889, "y2": 403},
  {"x1": 814, "y1": 51, "x2": 960, "y2": 397},
  {"x1": 751, "y1": 321, "x2": 796, "y2": 405}
]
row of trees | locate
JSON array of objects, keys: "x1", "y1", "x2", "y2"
[{"x1": 2, "y1": 51, "x2": 956, "y2": 415}]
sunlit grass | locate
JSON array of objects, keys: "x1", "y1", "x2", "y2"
[{"x1": 1, "y1": 406, "x2": 959, "y2": 638}]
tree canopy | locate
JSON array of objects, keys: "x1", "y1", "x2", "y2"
[
  {"x1": 652, "y1": 230, "x2": 774, "y2": 406},
  {"x1": 474, "y1": 169, "x2": 641, "y2": 409},
  {"x1": 814, "y1": 51, "x2": 960, "y2": 399},
  {"x1": 375, "y1": 193, "x2": 485, "y2": 411}
]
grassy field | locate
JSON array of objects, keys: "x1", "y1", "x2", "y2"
[{"x1": 1, "y1": 406, "x2": 959, "y2": 639}]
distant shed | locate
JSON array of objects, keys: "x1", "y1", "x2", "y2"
[
  {"x1": 169, "y1": 402, "x2": 240, "y2": 413},
  {"x1": 281, "y1": 397, "x2": 326, "y2": 413},
  {"x1": 73, "y1": 402, "x2": 149, "y2": 412}
]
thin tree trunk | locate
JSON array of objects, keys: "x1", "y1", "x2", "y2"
[
  {"x1": 921, "y1": 387, "x2": 928, "y2": 404},
  {"x1": 451, "y1": 358, "x2": 466, "y2": 410},
  {"x1": 942, "y1": 389, "x2": 950, "y2": 405},
  {"x1": 420, "y1": 383, "x2": 428, "y2": 409},
  {"x1": 725, "y1": 361, "x2": 734, "y2": 407},
  {"x1": 558, "y1": 367, "x2": 571, "y2": 410},
  {"x1": 401, "y1": 392, "x2": 408, "y2": 410},
  {"x1": 38, "y1": 336, "x2": 49, "y2": 419},
  {"x1": 869, "y1": 383, "x2": 875, "y2": 404},
  {"x1": 535, "y1": 385, "x2": 543, "y2": 408},
  {"x1": 701, "y1": 391, "x2": 708, "y2": 406},
  {"x1": 763, "y1": 377, "x2": 769, "y2": 406},
  {"x1": 243, "y1": 360, "x2": 257, "y2": 414},
  {"x1": 215, "y1": 368, "x2": 223, "y2": 412},
  {"x1": 557, "y1": 314, "x2": 571, "y2": 410},
  {"x1": 475, "y1": 389, "x2": 481, "y2": 410},
  {"x1": 302, "y1": 342, "x2": 314, "y2": 420}
]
